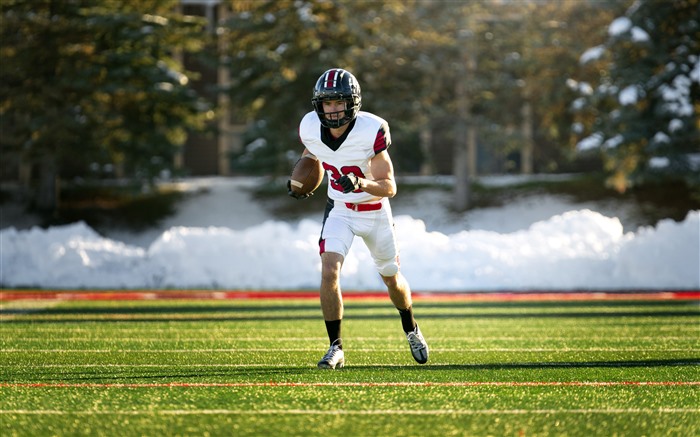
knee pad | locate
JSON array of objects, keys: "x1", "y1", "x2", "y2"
[{"x1": 376, "y1": 257, "x2": 399, "y2": 277}]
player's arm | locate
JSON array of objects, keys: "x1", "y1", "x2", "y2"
[
  {"x1": 338, "y1": 150, "x2": 397, "y2": 198},
  {"x1": 362, "y1": 150, "x2": 397, "y2": 198}
]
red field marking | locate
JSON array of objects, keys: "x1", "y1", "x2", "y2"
[
  {"x1": 1, "y1": 289, "x2": 699, "y2": 302},
  {"x1": 2, "y1": 381, "x2": 699, "y2": 389}
]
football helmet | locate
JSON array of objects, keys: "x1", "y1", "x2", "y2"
[{"x1": 312, "y1": 68, "x2": 362, "y2": 128}]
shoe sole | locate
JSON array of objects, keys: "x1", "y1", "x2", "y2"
[{"x1": 317, "y1": 361, "x2": 344, "y2": 369}]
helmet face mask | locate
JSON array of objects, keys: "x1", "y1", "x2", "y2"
[{"x1": 312, "y1": 69, "x2": 362, "y2": 128}]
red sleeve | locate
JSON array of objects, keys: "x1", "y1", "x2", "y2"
[{"x1": 373, "y1": 124, "x2": 390, "y2": 154}]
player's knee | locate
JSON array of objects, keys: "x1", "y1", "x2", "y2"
[
  {"x1": 377, "y1": 259, "x2": 399, "y2": 277},
  {"x1": 321, "y1": 252, "x2": 344, "y2": 280}
]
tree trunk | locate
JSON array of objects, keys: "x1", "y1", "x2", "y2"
[
  {"x1": 453, "y1": 28, "x2": 477, "y2": 212},
  {"x1": 453, "y1": 128, "x2": 470, "y2": 211},
  {"x1": 521, "y1": 99, "x2": 534, "y2": 174},
  {"x1": 36, "y1": 155, "x2": 59, "y2": 213},
  {"x1": 419, "y1": 125, "x2": 434, "y2": 176}
]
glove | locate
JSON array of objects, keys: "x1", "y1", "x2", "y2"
[
  {"x1": 337, "y1": 174, "x2": 362, "y2": 194},
  {"x1": 287, "y1": 180, "x2": 313, "y2": 200}
]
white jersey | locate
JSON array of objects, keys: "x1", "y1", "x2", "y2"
[{"x1": 299, "y1": 110, "x2": 391, "y2": 204}]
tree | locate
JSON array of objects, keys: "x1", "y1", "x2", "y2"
[
  {"x1": 221, "y1": 0, "x2": 464, "y2": 176},
  {"x1": 0, "y1": 0, "x2": 210, "y2": 211},
  {"x1": 221, "y1": 0, "x2": 356, "y2": 175},
  {"x1": 220, "y1": 0, "x2": 651, "y2": 192},
  {"x1": 573, "y1": 0, "x2": 700, "y2": 191}
]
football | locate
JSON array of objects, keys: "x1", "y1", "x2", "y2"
[{"x1": 289, "y1": 154, "x2": 324, "y2": 196}]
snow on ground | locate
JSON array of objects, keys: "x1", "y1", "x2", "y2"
[{"x1": 1, "y1": 177, "x2": 698, "y2": 291}]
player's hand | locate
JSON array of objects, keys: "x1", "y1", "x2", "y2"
[
  {"x1": 287, "y1": 180, "x2": 313, "y2": 200},
  {"x1": 337, "y1": 174, "x2": 362, "y2": 193}
]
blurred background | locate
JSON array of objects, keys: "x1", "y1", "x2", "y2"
[{"x1": 1, "y1": 0, "x2": 698, "y2": 233}]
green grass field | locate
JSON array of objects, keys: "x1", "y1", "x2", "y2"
[{"x1": 1, "y1": 295, "x2": 699, "y2": 436}]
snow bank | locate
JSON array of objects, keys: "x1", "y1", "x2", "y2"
[{"x1": 2, "y1": 210, "x2": 698, "y2": 291}]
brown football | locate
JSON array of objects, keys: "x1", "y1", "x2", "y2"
[{"x1": 289, "y1": 155, "x2": 323, "y2": 196}]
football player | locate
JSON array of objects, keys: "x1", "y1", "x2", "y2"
[{"x1": 288, "y1": 68, "x2": 429, "y2": 369}]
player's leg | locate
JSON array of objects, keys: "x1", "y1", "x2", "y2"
[
  {"x1": 380, "y1": 268, "x2": 417, "y2": 333},
  {"x1": 379, "y1": 271, "x2": 428, "y2": 364},
  {"x1": 364, "y1": 206, "x2": 429, "y2": 364},
  {"x1": 317, "y1": 200, "x2": 354, "y2": 369},
  {"x1": 317, "y1": 251, "x2": 345, "y2": 369},
  {"x1": 320, "y1": 251, "x2": 343, "y2": 339},
  {"x1": 362, "y1": 204, "x2": 412, "y2": 310},
  {"x1": 381, "y1": 271, "x2": 412, "y2": 312}
]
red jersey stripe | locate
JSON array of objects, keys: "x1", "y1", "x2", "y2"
[{"x1": 373, "y1": 125, "x2": 389, "y2": 154}]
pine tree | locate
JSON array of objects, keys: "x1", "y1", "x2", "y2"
[
  {"x1": 0, "y1": 0, "x2": 210, "y2": 211},
  {"x1": 574, "y1": 0, "x2": 699, "y2": 191}
]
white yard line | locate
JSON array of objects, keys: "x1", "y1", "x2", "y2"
[
  {"x1": 2, "y1": 361, "x2": 698, "y2": 369},
  {"x1": 2, "y1": 348, "x2": 697, "y2": 353},
  {"x1": 4, "y1": 336, "x2": 696, "y2": 341},
  {"x1": 1, "y1": 408, "x2": 698, "y2": 416},
  {"x1": 4, "y1": 325, "x2": 696, "y2": 334},
  {"x1": 0, "y1": 363, "x2": 271, "y2": 368},
  {"x1": 3, "y1": 381, "x2": 699, "y2": 387}
]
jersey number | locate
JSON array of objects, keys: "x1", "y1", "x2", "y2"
[{"x1": 323, "y1": 163, "x2": 365, "y2": 193}]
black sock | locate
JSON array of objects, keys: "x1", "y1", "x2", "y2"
[
  {"x1": 397, "y1": 306, "x2": 417, "y2": 333},
  {"x1": 325, "y1": 319, "x2": 342, "y2": 349}
]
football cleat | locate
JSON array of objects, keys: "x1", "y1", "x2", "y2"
[
  {"x1": 406, "y1": 325, "x2": 429, "y2": 364},
  {"x1": 317, "y1": 340, "x2": 345, "y2": 369}
]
